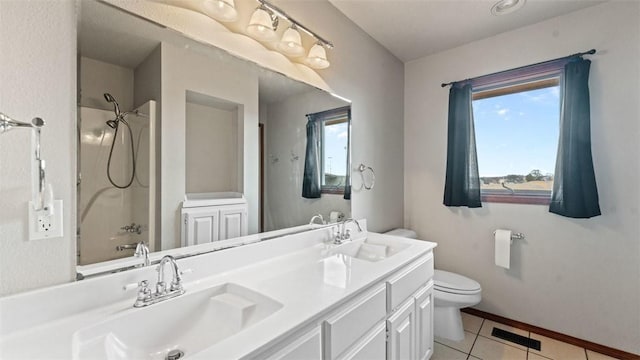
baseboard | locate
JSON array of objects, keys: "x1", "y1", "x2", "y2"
[{"x1": 461, "y1": 308, "x2": 640, "y2": 360}]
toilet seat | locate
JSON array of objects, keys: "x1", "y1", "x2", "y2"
[{"x1": 434, "y1": 270, "x2": 481, "y2": 295}]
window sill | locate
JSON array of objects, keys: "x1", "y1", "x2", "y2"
[
  {"x1": 481, "y1": 192, "x2": 551, "y2": 205},
  {"x1": 321, "y1": 187, "x2": 345, "y2": 195}
]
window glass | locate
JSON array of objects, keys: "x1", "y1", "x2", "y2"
[
  {"x1": 472, "y1": 78, "x2": 560, "y2": 203},
  {"x1": 322, "y1": 118, "x2": 348, "y2": 193}
]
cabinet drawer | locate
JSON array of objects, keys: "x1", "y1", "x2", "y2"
[
  {"x1": 265, "y1": 327, "x2": 322, "y2": 360},
  {"x1": 386, "y1": 254, "x2": 433, "y2": 312},
  {"x1": 338, "y1": 322, "x2": 386, "y2": 360},
  {"x1": 323, "y1": 284, "x2": 386, "y2": 360}
]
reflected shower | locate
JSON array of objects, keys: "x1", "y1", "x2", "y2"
[{"x1": 104, "y1": 93, "x2": 136, "y2": 189}]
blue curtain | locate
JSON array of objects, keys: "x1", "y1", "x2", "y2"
[
  {"x1": 443, "y1": 83, "x2": 482, "y2": 208},
  {"x1": 302, "y1": 115, "x2": 322, "y2": 198},
  {"x1": 549, "y1": 59, "x2": 601, "y2": 218}
]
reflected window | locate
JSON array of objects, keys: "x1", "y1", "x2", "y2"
[{"x1": 321, "y1": 110, "x2": 350, "y2": 194}]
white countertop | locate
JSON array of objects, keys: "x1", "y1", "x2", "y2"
[{"x1": 0, "y1": 226, "x2": 436, "y2": 359}]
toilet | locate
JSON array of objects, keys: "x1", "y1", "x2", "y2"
[{"x1": 384, "y1": 228, "x2": 482, "y2": 341}]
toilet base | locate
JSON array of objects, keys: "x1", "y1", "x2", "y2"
[{"x1": 434, "y1": 306, "x2": 465, "y2": 341}]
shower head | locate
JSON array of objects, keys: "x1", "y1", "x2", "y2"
[
  {"x1": 106, "y1": 119, "x2": 118, "y2": 129},
  {"x1": 103, "y1": 93, "x2": 121, "y2": 117}
]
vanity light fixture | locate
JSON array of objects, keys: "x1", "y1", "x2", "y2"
[
  {"x1": 277, "y1": 25, "x2": 305, "y2": 57},
  {"x1": 246, "y1": 5, "x2": 278, "y2": 42},
  {"x1": 491, "y1": 0, "x2": 526, "y2": 16},
  {"x1": 254, "y1": 0, "x2": 334, "y2": 69},
  {"x1": 304, "y1": 43, "x2": 330, "y2": 69},
  {"x1": 202, "y1": 0, "x2": 238, "y2": 22}
]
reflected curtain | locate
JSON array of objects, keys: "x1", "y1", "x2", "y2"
[
  {"x1": 343, "y1": 109, "x2": 352, "y2": 200},
  {"x1": 302, "y1": 114, "x2": 322, "y2": 198},
  {"x1": 443, "y1": 83, "x2": 482, "y2": 208},
  {"x1": 549, "y1": 58, "x2": 601, "y2": 218}
]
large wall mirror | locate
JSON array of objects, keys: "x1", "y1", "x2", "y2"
[{"x1": 77, "y1": 0, "x2": 351, "y2": 269}]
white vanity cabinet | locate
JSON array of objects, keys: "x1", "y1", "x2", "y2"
[
  {"x1": 415, "y1": 283, "x2": 434, "y2": 360},
  {"x1": 252, "y1": 252, "x2": 435, "y2": 360},
  {"x1": 265, "y1": 327, "x2": 323, "y2": 360},
  {"x1": 181, "y1": 203, "x2": 248, "y2": 246},
  {"x1": 387, "y1": 297, "x2": 417, "y2": 360}
]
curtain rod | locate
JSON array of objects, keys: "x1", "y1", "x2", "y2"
[
  {"x1": 306, "y1": 105, "x2": 351, "y2": 118},
  {"x1": 440, "y1": 49, "x2": 596, "y2": 88}
]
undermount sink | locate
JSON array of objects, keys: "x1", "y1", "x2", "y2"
[
  {"x1": 330, "y1": 237, "x2": 410, "y2": 262},
  {"x1": 72, "y1": 283, "x2": 282, "y2": 360}
]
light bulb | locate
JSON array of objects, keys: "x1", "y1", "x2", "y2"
[
  {"x1": 202, "y1": 0, "x2": 238, "y2": 22},
  {"x1": 247, "y1": 7, "x2": 277, "y2": 42},
  {"x1": 277, "y1": 26, "x2": 305, "y2": 57},
  {"x1": 304, "y1": 43, "x2": 330, "y2": 69}
]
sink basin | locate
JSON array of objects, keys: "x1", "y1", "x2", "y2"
[
  {"x1": 72, "y1": 283, "x2": 282, "y2": 360},
  {"x1": 330, "y1": 237, "x2": 410, "y2": 262}
]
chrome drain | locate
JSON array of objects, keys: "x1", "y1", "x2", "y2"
[{"x1": 166, "y1": 349, "x2": 185, "y2": 360}]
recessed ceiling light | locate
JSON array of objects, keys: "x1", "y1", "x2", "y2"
[{"x1": 491, "y1": 0, "x2": 526, "y2": 16}]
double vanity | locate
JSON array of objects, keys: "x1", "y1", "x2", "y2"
[{"x1": 0, "y1": 221, "x2": 436, "y2": 359}]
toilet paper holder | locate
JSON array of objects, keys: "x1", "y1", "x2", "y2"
[{"x1": 493, "y1": 231, "x2": 525, "y2": 241}]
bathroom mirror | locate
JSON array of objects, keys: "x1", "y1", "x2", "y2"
[{"x1": 77, "y1": 0, "x2": 351, "y2": 268}]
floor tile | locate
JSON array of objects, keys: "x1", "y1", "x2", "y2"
[
  {"x1": 586, "y1": 350, "x2": 620, "y2": 360},
  {"x1": 435, "y1": 330, "x2": 478, "y2": 353},
  {"x1": 529, "y1": 333, "x2": 587, "y2": 360},
  {"x1": 431, "y1": 342, "x2": 468, "y2": 360},
  {"x1": 478, "y1": 319, "x2": 529, "y2": 350},
  {"x1": 462, "y1": 312, "x2": 484, "y2": 334},
  {"x1": 470, "y1": 335, "x2": 527, "y2": 360}
]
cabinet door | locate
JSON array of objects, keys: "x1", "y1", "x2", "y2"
[
  {"x1": 338, "y1": 322, "x2": 386, "y2": 360},
  {"x1": 265, "y1": 327, "x2": 322, "y2": 360},
  {"x1": 387, "y1": 297, "x2": 416, "y2": 360},
  {"x1": 219, "y1": 204, "x2": 248, "y2": 240},
  {"x1": 415, "y1": 282, "x2": 434, "y2": 360},
  {"x1": 182, "y1": 208, "x2": 220, "y2": 246}
]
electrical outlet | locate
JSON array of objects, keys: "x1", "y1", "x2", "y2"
[{"x1": 29, "y1": 200, "x2": 63, "y2": 240}]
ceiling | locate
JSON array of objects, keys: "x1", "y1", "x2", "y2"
[
  {"x1": 328, "y1": 0, "x2": 605, "y2": 62},
  {"x1": 79, "y1": 0, "x2": 318, "y2": 105}
]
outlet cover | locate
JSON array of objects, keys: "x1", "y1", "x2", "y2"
[{"x1": 28, "y1": 200, "x2": 64, "y2": 240}]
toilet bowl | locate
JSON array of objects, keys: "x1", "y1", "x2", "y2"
[
  {"x1": 384, "y1": 228, "x2": 482, "y2": 341},
  {"x1": 433, "y1": 270, "x2": 481, "y2": 341}
]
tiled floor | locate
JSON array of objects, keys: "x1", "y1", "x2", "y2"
[{"x1": 431, "y1": 313, "x2": 621, "y2": 360}]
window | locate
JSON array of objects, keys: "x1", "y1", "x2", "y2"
[
  {"x1": 321, "y1": 111, "x2": 349, "y2": 194},
  {"x1": 472, "y1": 77, "x2": 560, "y2": 204}
]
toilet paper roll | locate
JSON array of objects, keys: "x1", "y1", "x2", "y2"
[
  {"x1": 494, "y1": 229, "x2": 512, "y2": 269},
  {"x1": 329, "y1": 211, "x2": 343, "y2": 223}
]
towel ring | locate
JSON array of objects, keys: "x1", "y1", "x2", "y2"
[{"x1": 358, "y1": 163, "x2": 376, "y2": 190}]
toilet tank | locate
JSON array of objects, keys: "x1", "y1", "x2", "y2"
[{"x1": 384, "y1": 228, "x2": 417, "y2": 239}]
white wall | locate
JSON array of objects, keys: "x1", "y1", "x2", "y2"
[
  {"x1": 0, "y1": 0, "x2": 76, "y2": 295},
  {"x1": 185, "y1": 102, "x2": 239, "y2": 193},
  {"x1": 79, "y1": 57, "x2": 134, "y2": 112},
  {"x1": 404, "y1": 2, "x2": 640, "y2": 354},
  {"x1": 160, "y1": 42, "x2": 259, "y2": 249},
  {"x1": 273, "y1": 0, "x2": 405, "y2": 232},
  {"x1": 263, "y1": 90, "x2": 350, "y2": 231}
]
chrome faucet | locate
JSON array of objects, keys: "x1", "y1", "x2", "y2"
[
  {"x1": 309, "y1": 214, "x2": 325, "y2": 225},
  {"x1": 334, "y1": 218, "x2": 363, "y2": 244},
  {"x1": 156, "y1": 255, "x2": 183, "y2": 295},
  {"x1": 129, "y1": 255, "x2": 185, "y2": 308},
  {"x1": 134, "y1": 241, "x2": 150, "y2": 267}
]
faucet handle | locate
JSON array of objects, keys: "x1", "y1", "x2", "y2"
[{"x1": 123, "y1": 280, "x2": 148, "y2": 291}]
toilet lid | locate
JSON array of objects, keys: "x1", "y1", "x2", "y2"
[{"x1": 434, "y1": 270, "x2": 481, "y2": 294}]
